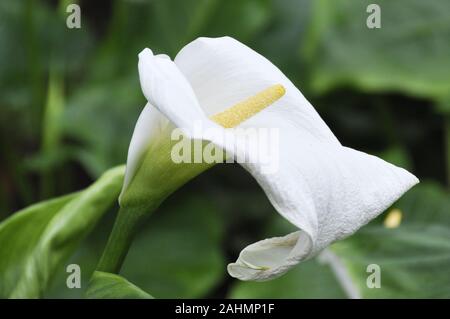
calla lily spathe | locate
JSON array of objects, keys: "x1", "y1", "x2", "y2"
[{"x1": 121, "y1": 37, "x2": 419, "y2": 281}]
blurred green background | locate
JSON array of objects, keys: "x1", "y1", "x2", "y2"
[{"x1": 0, "y1": 0, "x2": 449, "y2": 298}]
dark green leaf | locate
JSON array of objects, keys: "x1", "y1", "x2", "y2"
[
  {"x1": 331, "y1": 182, "x2": 450, "y2": 298},
  {"x1": 0, "y1": 165, "x2": 125, "y2": 298},
  {"x1": 306, "y1": 0, "x2": 450, "y2": 100},
  {"x1": 86, "y1": 271, "x2": 153, "y2": 299}
]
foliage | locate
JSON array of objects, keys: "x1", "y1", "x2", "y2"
[
  {"x1": 0, "y1": 0, "x2": 449, "y2": 298},
  {"x1": 0, "y1": 166, "x2": 124, "y2": 298},
  {"x1": 86, "y1": 271, "x2": 153, "y2": 299}
]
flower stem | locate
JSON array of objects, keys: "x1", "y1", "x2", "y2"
[
  {"x1": 96, "y1": 203, "x2": 159, "y2": 274},
  {"x1": 318, "y1": 249, "x2": 361, "y2": 299},
  {"x1": 446, "y1": 114, "x2": 450, "y2": 188}
]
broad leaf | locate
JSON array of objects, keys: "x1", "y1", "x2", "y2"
[
  {"x1": 305, "y1": 0, "x2": 450, "y2": 100},
  {"x1": 44, "y1": 229, "x2": 112, "y2": 298},
  {"x1": 86, "y1": 271, "x2": 153, "y2": 299},
  {"x1": 331, "y1": 182, "x2": 450, "y2": 298},
  {"x1": 0, "y1": 194, "x2": 76, "y2": 297},
  {"x1": 0, "y1": 165, "x2": 125, "y2": 298}
]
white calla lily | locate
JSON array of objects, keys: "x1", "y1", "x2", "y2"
[{"x1": 122, "y1": 36, "x2": 418, "y2": 281}]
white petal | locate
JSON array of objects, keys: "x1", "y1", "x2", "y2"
[
  {"x1": 227, "y1": 136, "x2": 418, "y2": 281},
  {"x1": 135, "y1": 38, "x2": 418, "y2": 281},
  {"x1": 174, "y1": 37, "x2": 419, "y2": 280},
  {"x1": 119, "y1": 103, "x2": 169, "y2": 201},
  {"x1": 175, "y1": 36, "x2": 339, "y2": 144},
  {"x1": 123, "y1": 48, "x2": 223, "y2": 201},
  {"x1": 138, "y1": 48, "x2": 210, "y2": 132},
  {"x1": 227, "y1": 231, "x2": 312, "y2": 281}
]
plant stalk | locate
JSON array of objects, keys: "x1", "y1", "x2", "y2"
[
  {"x1": 318, "y1": 249, "x2": 361, "y2": 299},
  {"x1": 96, "y1": 203, "x2": 159, "y2": 274},
  {"x1": 446, "y1": 114, "x2": 450, "y2": 188}
]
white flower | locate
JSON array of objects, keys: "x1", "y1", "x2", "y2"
[{"x1": 122, "y1": 36, "x2": 418, "y2": 281}]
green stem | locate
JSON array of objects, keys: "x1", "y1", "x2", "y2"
[
  {"x1": 95, "y1": 132, "x2": 216, "y2": 274},
  {"x1": 446, "y1": 114, "x2": 450, "y2": 188},
  {"x1": 96, "y1": 203, "x2": 159, "y2": 274}
]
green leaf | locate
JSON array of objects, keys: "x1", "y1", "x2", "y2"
[
  {"x1": 0, "y1": 165, "x2": 125, "y2": 298},
  {"x1": 121, "y1": 196, "x2": 225, "y2": 298},
  {"x1": 306, "y1": 0, "x2": 450, "y2": 100},
  {"x1": 39, "y1": 67, "x2": 65, "y2": 197},
  {"x1": 202, "y1": 0, "x2": 272, "y2": 42},
  {"x1": 0, "y1": 194, "x2": 76, "y2": 297},
  {"x1": 331, "y1": 182, "x2": 450, "y2": 298},
  {"x1": 86, "y1": 271, "x2": 153, "y2": 299},
  {"x1": 229, "y1": 217, "x2": 346, "y2": 298},
  {"x1": 41, "y1": 68, "x2": 64, "y2": 158},
  {"x1": 44, "y1": 229, "x2": 112, "y2": 298}
]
